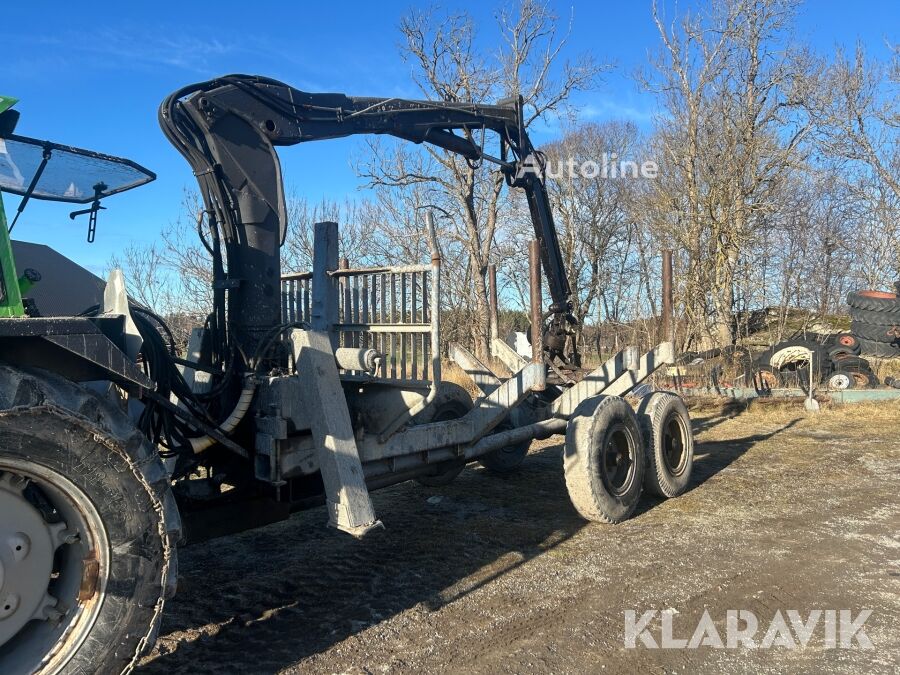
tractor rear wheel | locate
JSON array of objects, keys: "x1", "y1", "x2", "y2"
[{"x1": 0, "y1": 364, "x2": 179, "y2": 675}]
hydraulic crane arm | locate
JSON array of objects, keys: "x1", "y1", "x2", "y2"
[{"x1": 159, "y1": 74, "x2": 573, "y2": 359}]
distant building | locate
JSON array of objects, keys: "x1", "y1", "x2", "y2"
[
  {"x1": 12, "y1": 240, "x2": 105, "y2": 316},
  {"x1": 508, "y1": 330, "x2": 532, "y2": 359}
]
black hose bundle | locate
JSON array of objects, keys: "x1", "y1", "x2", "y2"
[
  {"x1": 80, "y1": 302, "x2": 239, "y2": 459},
  {"x1": 128, "y1": 309, "x2": 226, "y2": 457}
]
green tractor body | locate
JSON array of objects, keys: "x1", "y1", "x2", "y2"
[
  {"x1": 0, "y1": 192, "x2": 27, "y2": 318},
  {"x1": 0, "y1": 96, "x2": 27, "y2": 317}
]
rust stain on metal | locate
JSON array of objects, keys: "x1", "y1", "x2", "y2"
[{"x1": 78, "y1": 550, "x2": 100, "y2": 602}]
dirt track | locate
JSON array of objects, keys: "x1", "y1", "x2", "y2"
[{"x1": 140, "y1": 400, "x2": 900, "y2": 674}]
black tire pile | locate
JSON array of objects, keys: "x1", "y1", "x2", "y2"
[
  {"x1": 753, "y1": 333, "x2": 879, "y2": 391},
  {"x1": 847, "y1": 291, "x2": 900, "y2": 358}
]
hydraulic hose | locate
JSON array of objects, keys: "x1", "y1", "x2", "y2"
[{"x1": 189, "y1": 377, "x2": 257, "y2": 454}]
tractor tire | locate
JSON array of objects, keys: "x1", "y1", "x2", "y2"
[
  {"x1": 846, "y1": 291, "x2": 900, "y2": 313},
  {"x1": 850, "y1": 320, "x2": 900, "y2": 344},
  {"x1": 832, "y1": 333, "x2": 862, "y2": 354},
  {"x1": 829, "y1": 353, "x2": 871, "y2": 370},
  {"x1": 828, "y1": 345, "x2": 859, "y2": 361},
  {"x1": 753, "y1": 365, "x2": 782, "y2": 390},
  {"x1": 636, "y1": 393, "x2": 694, "y2": 498},
  {"x1": 0, "y1": 364, "x2": 180, "y2": 675},
  {"x1": 847, "y1": 306, "x2": 900, "y2": 326},
  {"x1": 415, "y1": 383, "x2": 473, "y2": 487},
  {"x1": 563, "y1": 396, "x2": 645, "y2": 524},
  {"x1": 858, "y1": 338, "x2": 900, "y2": 358}
]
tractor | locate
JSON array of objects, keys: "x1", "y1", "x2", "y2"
[{"x1": 0, "y1": 78, "x2": 694, "y2": 674}]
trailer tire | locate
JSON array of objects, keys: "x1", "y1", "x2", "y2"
[
  {"x1": 828, "y1": 345, "x2": 859, "y2": 361},
  {"x1": 563, "y1": 396, "x2": 644, "y2": 524},
  {"x1": 636, "y1": 393, "x2": 694, "y2": 498},
  {"x1": 829, "y1": 354, "x2": 871, "y2": 370},
  {"x1": 478, "y1": 411, "x2": 531, "y2": 475},
  {"x1": 827, "y1": 371, "x2": 855, "y2": 390},
  {"x1": 0, "y1": 364, "x2": 179, "y2": 675},
  {"x1": 415, "y1": 383, "x2": 473, "y2": 487},
  {"x1": 833, "y1": 334, "x2": 862, "y2": 354}
]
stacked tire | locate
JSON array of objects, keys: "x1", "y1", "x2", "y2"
[
  {"x1": 847, "y1": 290, "x2": 900, "y2": 358},
  {"x1": 752, "y1": 334, "x2": 879, "y2": 391}
]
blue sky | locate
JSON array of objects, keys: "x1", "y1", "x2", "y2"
[{"x1": 2, "y1": 0, "x2": 897, "y2": 275}]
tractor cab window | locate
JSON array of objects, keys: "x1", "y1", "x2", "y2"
[{"x1": 0, "y1": 134, "x2": 155, "y2": 204}]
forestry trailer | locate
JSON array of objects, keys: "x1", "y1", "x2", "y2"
[{"x1": 0, "y1": 77, "x2": 694, "y2": 674}]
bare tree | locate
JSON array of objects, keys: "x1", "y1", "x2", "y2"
[
  {"x1": 642, "y1": 0, "x2": 812, "y2": 347},
  {"x1": 281, "y1": 195, "x2": 380, "y2": 273},
  {"x1": 359, "y1": 0, "x2": 604, "y2": 358},
  {"x1": 805, "y1": 43, "x2": 900, "y2": 201},
  {"x1": 539, "y1": 121, "x2": 646, "y2": 341},
  {"x1": 801, "y1": 42, "x2": 900, "y2": 289}
]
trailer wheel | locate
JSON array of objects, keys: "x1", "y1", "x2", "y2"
[
  {"x1": 478, "y1": 413, "x2": 530, "y2": 475},
  {"x1": 636, "y1": 393, "x2": 694, "y2": 498},
  {"x1": 563, "y1": 396, "x2": 644, "y2": 524},
  {"x1": 0, "y1": 365, "x2": 179, "y2": 675},
  {"x1": 415, "y1": 383, "x2": 472, "y2": 487},
  {"x1": 827, "y1": 371, "x2": 855, "y2": 390}
]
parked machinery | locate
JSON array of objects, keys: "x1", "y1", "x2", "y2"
[{"x1": 0, "y1": 77, "x2": 694, "y2": 673}]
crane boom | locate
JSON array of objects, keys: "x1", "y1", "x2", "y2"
[{"x1": 159, "y1": 74, "x2": 574, "y2": 360}]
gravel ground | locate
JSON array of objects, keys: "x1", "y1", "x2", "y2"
[{"x1": 139, "y1": 399, "x2": 900, "y2": 674}]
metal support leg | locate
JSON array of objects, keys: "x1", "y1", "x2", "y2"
[{"x1": 291, "y1": 329, "x2": 381, "y2": 536}]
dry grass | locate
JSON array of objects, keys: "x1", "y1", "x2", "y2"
[
  {"x1": 442, "y1": 361, "x2": 482, "y2": 398},
  {"x1": 869, "y1": 356, "x2": 900, "y2": 381},
  {"x1": 687, "y1": 393, "x2": 900, "y2": 433}
]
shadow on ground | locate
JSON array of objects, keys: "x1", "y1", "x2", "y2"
[{"x1": 139, "y1": 411, "x2": 790, "y2": 674}]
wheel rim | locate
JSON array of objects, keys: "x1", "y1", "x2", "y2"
[
  {"x1": 757, "y1": 370, "x2": 778, "y2": 388},
  {"x1": 0, "y1": 459, "x2": 109, "y2": 675},
  {"x1": 850, "y1": 372, "x2": 870, "y2": 388},
  {"x1": 838, "y1": 335, "x2": 856, "y2": 347},
  {"x1": 858, "y1": 290, "x2": 896, "y2": 299},
  {"x1": 601, "y1": 424, "x2": 636, "y2": 497},
  {"x1": 661, "y1": 413, "x2": 689, "y2": 476},
  {"x1": 829, "y1": 373, "x2": 852, "y2": 390}
]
